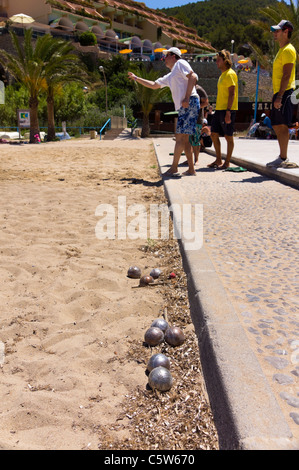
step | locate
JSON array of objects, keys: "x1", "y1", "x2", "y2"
[{"x1": 103, "y1": 128, "x2": 124, "y2": 140}]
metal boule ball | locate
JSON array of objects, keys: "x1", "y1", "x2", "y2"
[
  {"x1": 151, "y1": 318, "x2": 169, "y2": 333},
  {"x1": 144, "y1": 327, "x2": 164, "y2": 346},
  {"x1": 147, "y1": 353, "x2": 170, "y2": 372},
  {"x1": 150, "y1": 268, "x2": 161, "y2": 279},
  {"x1": 164, "y1": 326, "x2": 185, "y2": 346},
  {"x1": 139, "y1": 275, "x2": 154, "y2": 286},
  {"x1": 148, "y1": 366, "x2": 173, "y2": 392},
  {"x1": 127, "y1": 266, "x2": 141, "y2": 279}
]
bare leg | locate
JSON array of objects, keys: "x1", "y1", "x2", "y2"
[
  {"x1": 183, "y1": 136, "x2": 196, "y2": 175},
  {"x1": 193, "y1": 146, "x2": 200, "y2": 164},
  {"x1": 220, "y1": 135, "x2": 234, "y2": 168},
  {"x1": 163, "y1": 133, "x2": 185, "y2": 174},
  {"x1": 272, "y1": 124, "x2": 289, "y2": 159},
  {"x1": 209, "y1": 132, "x2": 222, "y2": 167}
]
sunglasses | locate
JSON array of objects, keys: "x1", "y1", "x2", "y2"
[{"x1": 217, "y1": 51, "x2": 225, "y2": 59}]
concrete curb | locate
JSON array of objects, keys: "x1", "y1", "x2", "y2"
[
  {"x1": 204, "y1": 148, "x2": 299, "y2": 190},
  {"x1": 153, "y1": 141, "x2": 298, "y2": 450}
]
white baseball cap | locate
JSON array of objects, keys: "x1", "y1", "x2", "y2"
[
  {"x1": 271, "y1": 20, "x2": 293, "y2": 32},
  {"x1": 163, "y1": 47, "x2": 182, "y2": 58}
]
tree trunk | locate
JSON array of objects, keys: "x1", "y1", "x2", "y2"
[
  {"x1": 29, "y1": 96, "x2": 40, "y2": 144},
  {"x1": 47, "y1": 88, "x2": 56, "y2": 141},
  {"x1": 141, "y1": 113, "x2": 150, "y2": 138}
]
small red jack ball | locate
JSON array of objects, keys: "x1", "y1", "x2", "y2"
[{"x1": 169, "y1": 272, "x2": 176, "y2": 279}]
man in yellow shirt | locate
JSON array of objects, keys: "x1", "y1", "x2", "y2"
[
  {"x1": 209, "y1": 50, "x2": 238, "y2": 169},
  {"x1": 266, "y1": 20, "x2": 296, "y2": 168}
]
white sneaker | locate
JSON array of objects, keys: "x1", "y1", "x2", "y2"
[{"x1": 266, "y1": 156, "x2": 289, "y2": 168}]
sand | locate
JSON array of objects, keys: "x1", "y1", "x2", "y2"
[{"x1": 0, "y1": 137, "x2": 218, "y2": 450}]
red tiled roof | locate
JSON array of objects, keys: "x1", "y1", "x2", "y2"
[
  {"x1": 47, "y1": 0, "x2": 215, "y2": 51},
  {"x1": 49, "y1": 0, "x2": 109, "y2": 22}
]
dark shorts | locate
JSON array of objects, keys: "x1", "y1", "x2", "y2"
[
  {"x1": 270, "y1": 89, "x2": 294, "y2": 127},
  {"x1": 211, "y1": 110, "x2": 236, "y2": 136}
]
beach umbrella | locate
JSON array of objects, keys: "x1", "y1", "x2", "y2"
[
  {"x1": 119, "y1": 48, "x2": 132, "y2": 54},
  {"x1": 154, "y1": 48, "x2": 166, "y2": 52},
  {"x1": 238, "y1": 59, "x2": 249, "y2": 64},
  {"x1": 9, "y1": 13, "x2": 35, "y2": 25},
  {"x1": 180, "y1": 49, "x2": 187, "y2": 54}
]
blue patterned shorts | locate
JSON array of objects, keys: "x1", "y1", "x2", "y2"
[{"x1": 176, "y1": 96, "x2": 200, "y2": 135}]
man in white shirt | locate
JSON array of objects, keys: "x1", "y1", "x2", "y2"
[{"x1": 128, "y1": 47, "x2": 199, "y2": 176}]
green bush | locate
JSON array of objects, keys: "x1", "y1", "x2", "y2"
[{"x1": 79, "y1": 31, "x2": 97, "y2": 46}]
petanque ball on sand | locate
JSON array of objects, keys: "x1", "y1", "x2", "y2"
[
  {"x1": 164, "y1": 326, "x2": 185, "y2": 346},
  {"x1": 151, "y1": 318, "x2": 169, "y2": 333},
  {"x1": 147, "y1": 353, "x2": 170, "y2": 372},
  {"x1": 139, "y1": 275, "x2": 154, "y2": 286},
  {"x1": 148, "y1": 366, "x2": 173, "y2": 392},
  {"x1": 127, "y1": 266, "x2": 141, "y2": 279},
  {"x1": 144, "y1": 327, "x2": 164, "y2": 346},
  {"x1": 150, "y1": 268, "x2": 161, "y2": 279}
]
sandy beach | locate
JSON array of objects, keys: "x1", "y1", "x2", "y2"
[{"x1": 0, "y1": 137, "x2": 218, "y2": 450}]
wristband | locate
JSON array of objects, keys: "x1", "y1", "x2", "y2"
[
  {"x1": 226, "y1": 109, "x2": 231, "y2": 111},
  {"x1": 277, "y1": 95, "x2": 283, "y2": 99}
]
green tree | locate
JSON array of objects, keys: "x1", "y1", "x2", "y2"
[
  {"x1": 0, "y1": 83, "x2": 29, "y2": 127},
  {"x1": 54, "y1": 82, "x2": 87, "y2": 124},
  {"x1": 40, "y1": 37, "x2": 88, "y2": 140},
  {"x1": 161, "y1": 0, "x2": 278, "y2": 52},
  {"x1": 79, "y1": 31, "x2": 97, "y2": 46},
  {"x1": 252, "y1": 0, "x2": 299, "y2": 59},
  {"x1": 0, "y1": 29, "x2": 87, "y2": 142},
  {"x1": 0, "y1": 30, "x2": 47, "y2": 142},
  {"x1": 129, "y1": 65, "x2": 169, "y2": 138}
]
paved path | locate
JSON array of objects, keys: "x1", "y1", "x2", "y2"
[{"x1": 152, "y1": 137, "x2": 299, "y2": 450}]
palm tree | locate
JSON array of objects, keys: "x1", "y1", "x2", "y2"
[
  {"x1": 252, "y1": 0, "x2": 299, "y2": 61},
  {"x1": 130, "y1": 65, "x2": 170, "y2": 138},
  {"x1": 37, "y1": 36, "x2": 88, "y2": 141},
  {"x1": 44, "y1": 37, "x2": 89, "y2": 140},
  {"x1": 0, "y1": 30, "x2": 88, "y2": 142},
  {"x1": 0, "y1": 29, "x2": 45, "y2": 142}
]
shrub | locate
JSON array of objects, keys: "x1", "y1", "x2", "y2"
[{"x1": 79, "y1": 31, "x2": 97, "y2": 46}]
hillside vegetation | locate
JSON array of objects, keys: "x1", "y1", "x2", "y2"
[{"x1": 160, "y1": 0, "x2": 278, "y2": 53}]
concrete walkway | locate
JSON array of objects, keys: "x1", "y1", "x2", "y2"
[
  {"x1": 152, "y1": 137, "x2": 299, "y2": 450},
  {"x1": 205, "y1": 137, "x2": 299, "y2": 189}
]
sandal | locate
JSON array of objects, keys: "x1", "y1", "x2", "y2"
[
  {"x1": 162, "y1": 169, "x2": 181, "y2": 178},
  {"x1": 224, "y1": 166, "x2": 247, "y2": 172},
  {"x1": 207, "y1": 162, "x2": 221, "y2": 169}
]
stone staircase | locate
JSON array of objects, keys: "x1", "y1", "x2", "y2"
[{"x1": 103, "y1": 128, "x2": 124, "y2": 140}]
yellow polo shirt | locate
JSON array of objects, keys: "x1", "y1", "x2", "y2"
[
  {"x1": 272, "y1": 43, "x2": 296, "y2": 94},
  {"x1": 216, "y1": 68, "x2": 238, "y2": 110}
]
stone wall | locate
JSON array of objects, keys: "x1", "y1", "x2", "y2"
[{"x1": 151, "y1": 60, "x2": 246, "y2": 99}]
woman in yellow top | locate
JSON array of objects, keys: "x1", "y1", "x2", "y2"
[
  {"x1": 266, "y1": 20, "x2": 296, "y2": 168},
  {"x1": 209, "y1": 50, "x2": 238, "y2": 169}
]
